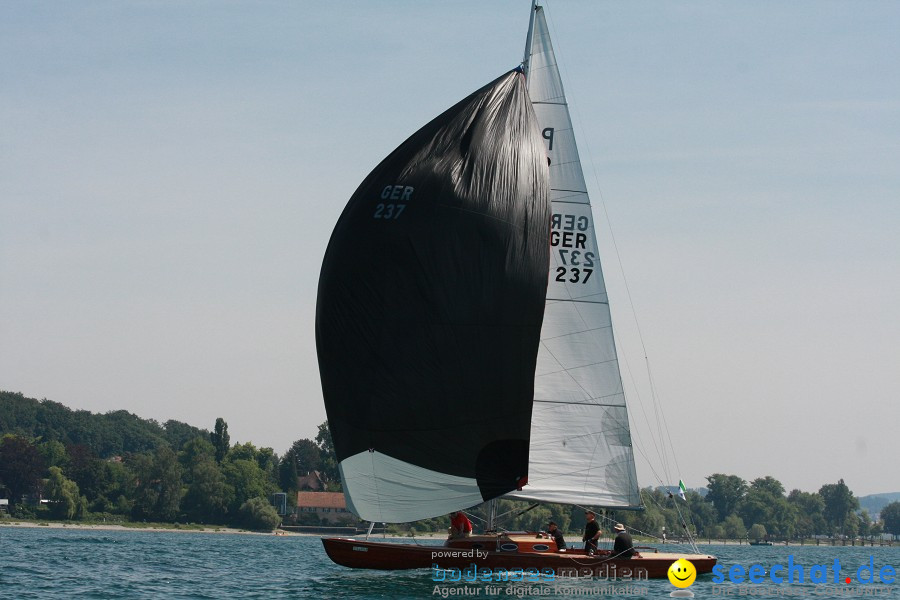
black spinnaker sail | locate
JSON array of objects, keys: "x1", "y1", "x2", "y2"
[{"x1": 316, "y1": 69, "x2": 550, "y2": 523}]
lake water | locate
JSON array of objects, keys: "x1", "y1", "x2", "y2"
[{"x1": 2, "y1": 526, "x2": 898, "y2": 599}]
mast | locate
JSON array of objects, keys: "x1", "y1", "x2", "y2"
[{"x1": 521, "y1": 0, "x2": 538, "y2": 76}]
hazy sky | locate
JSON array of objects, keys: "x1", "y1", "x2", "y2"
[{"x1": 2, "y1": 1, "x2": 897, "y2": 499}]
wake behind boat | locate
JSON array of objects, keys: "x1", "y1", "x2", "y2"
[{"x1": 316, "y1": 1, "x2": 716, "y2": 579}]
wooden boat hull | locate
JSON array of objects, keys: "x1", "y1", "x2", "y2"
[{"x1": 322, "y1": 536, "x2": 716, "y2": 579}]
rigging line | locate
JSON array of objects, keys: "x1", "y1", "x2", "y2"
[
  {"x1": 630, "y1": 429, "x2": 668, "y2": 489},
  {"x1": 549, "y1": 158, "x2": 582, "y2": 168},
  {"x1": 527, "y1": 425, "x2": 633, "y2": 451},
  {"x1": 550, "y1": 194, "x2": 589, "y2": 203},
  {"x1": 543, "y1": 1, "x2": 684, "y2": 489},
  {"x1": 646, "y1": 358, "x2": 685, "y2": 484},
  {"x1": 536, "y1": 340, "x2": 602, "y2": 404},
  {"x1": 537, "y1": 356, "x2": 619, "y2": 373},
  {"x1": 625, "y1": 398, "x2": 666, "y2": 490},
  {"x1": 533, "y1": 400, "x2": 624, "y2": 408},
  {"x1": 543, "y1": 298, "x2": 609, "y2": 305},
  {"x1": 595, "y1": 508, "x2": 661, "y2": 545},
  {"x1": 619, "y1": 344, "x2": 668, "y2": 487},
  {"x1": 540, "y1": 323, "x2": 612, "y2": 341},
  {"x1": 534, "y1": 390, "x2": 624, "y2": 403},
  {"x1": 572, "y1": 502, "x2": 672, "y2": 549},
  {"x1": 670, "y1": 496, "x2": 701, "y2": 554}
]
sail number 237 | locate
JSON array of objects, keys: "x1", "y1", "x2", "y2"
[
  {"x1": 551, "y1": 212, "x2": 594, "y2": 284},
  {"x1": 373, "y1": 185, "x2": 414, "y2": 220}
]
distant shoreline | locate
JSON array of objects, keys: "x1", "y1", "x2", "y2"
[
  {"x1": 0, "y1": 520, "x2": 284, "y2": 536},
  {"x1": 3, "y1": 521, "x2": 893, "y2": 548}
]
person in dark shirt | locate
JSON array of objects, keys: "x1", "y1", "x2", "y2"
[
  {"x1": 582, "y1": 510, "x2": 601, "y2": 554},
  {"x1": 547, "y1": 521, "x2": 566, "y2": 550},
  {"x1": 612, "y1": 523, "x2": 634, "y2": 558}
]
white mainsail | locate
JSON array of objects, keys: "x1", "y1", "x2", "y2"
[{"x1": 508, "y1": 4, "x2": 642, "y2": 508}]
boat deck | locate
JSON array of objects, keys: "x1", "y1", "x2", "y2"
[{"x1": 323, "y1": 534, "x2": 717, "y2": 579}]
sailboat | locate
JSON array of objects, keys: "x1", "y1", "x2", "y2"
[{"x1": 316, "y1": 2, "x2": 716, "y2": 579}]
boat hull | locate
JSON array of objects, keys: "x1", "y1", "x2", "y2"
[{"x1": 322, "y1": 536, "x2": 716, "y2": 579}]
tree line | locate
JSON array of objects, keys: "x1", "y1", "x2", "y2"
[
  {"x1": 3, "y1": 391, "x2": 899, "y2": 539},
  {"x1": 438, "y1": 476, "x2": 900, "y2": 543},
  {"x1": 0, "y1": 391, "x2": 336, "y2": 530},
  {"x1": 613, "y1": 474, "x2": 900, "y2": 542}
]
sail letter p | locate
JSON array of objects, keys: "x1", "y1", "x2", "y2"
[{"x1": 542, "y1": 127, "x2": 554, "y2": 151}]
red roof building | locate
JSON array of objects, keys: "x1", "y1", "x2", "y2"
[{"x1": 296, "y1": 491, "x2": 351, "y2": 523}]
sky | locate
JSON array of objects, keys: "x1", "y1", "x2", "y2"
[{"x1": 1, "y1": 1, "x2": 898, "y2": 499}]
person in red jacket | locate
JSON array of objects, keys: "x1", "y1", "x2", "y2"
[{"x1": 449, "y1": 511, "x2": 473, "y2": 539}]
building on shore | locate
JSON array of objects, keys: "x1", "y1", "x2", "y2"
[{"x1": 296, "y1": 491, "x2": 352, "y2": 524}]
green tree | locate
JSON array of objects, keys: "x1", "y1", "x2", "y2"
[
  {"x1": 880, "y1": 502, "x2": 900, "y2": 540},
  {"x1": 255, "y1": 447, "x2": 279, "y2": 486},
  {"x1": 705, "y1": 474, "x2": 747, "y2": 521},
  {"x1": 44, "y1": 466, "x2": 83, "y2": 520},
  {"x1": 278, "y1": 448, "x2": 299, "y2": 492},
  {"x1": 857, "y1": 510, "x2": 872, "y2": 539},
  {"x1": 100, "y1": 460, "x2": 135, "y2": 515},
  {"x1": 0, "y1": 435, "x2": 45, "y2": 505},
  {"x1": 685, "y1": 490, "x2": 718, "y2": 536},
  {"x1": 179, "y1": 436, "x2": 216, "y2": 483},
  {"x1": 737, "y1": 477, "x2": 795, "y2": 539},
  {"x1": 750, "y1": 476, "x2": 785, "y2": 497},
  {"x1": 163, "y1": 419, "x2": 207, "y2": 450},
  {"x1": 723, "y1": 514, "x2": 746, "y2": 539},
  {"x1": 627, "y1": 488, "x2": 667, "y2": 537},
  {"x1": 38, "y1": 440, "x2": 70, "y2": 470},
  {"x1": 227, "y1": 441, "x2": 259, "y2": 463},
  {"x1": 237, "y1": 497, "x2": 280, "y2": 531},
  {"x1": 315, "y1": 422, "x2": 339, "y2": 483},
  {"x1": 182, "y1": 458, "x2": 229, "y2": 523},
  {"x1": 705, "y1": 524, "x2": 725, "y2": 539},
  {"x1": 210, "y1": 418, "x2": 230, "y2": 464},
  {"x1": 66, "y1": 444, "x2": 106, "y2": 504},
  {"x1": 222, "y1": 458, "x2": 272, "y2": 516},
  {"x1": 749, "y1": 523, "x2": 767, "y2": 541},
  {"x1": 787, "y1": 489, "x2": 826, "y2": 537},
  {"x1": 131, "y1": 446, "x2": 182, "y2": 521},
  {"x1": 279, "y1": 438, "x2": 322, "y2": 491},
  {"x1": 819, "y1": 479, "x2": 858, "y2": 536},
  {"x1": 870, "y1": 521, "x2": 883, "y2": 539}
]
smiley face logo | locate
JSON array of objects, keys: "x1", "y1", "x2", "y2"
[{"x1": 667, "y1": 558, "x2": 697, "y2": 588}]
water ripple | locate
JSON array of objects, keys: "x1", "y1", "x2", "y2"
[{"x1": 1, "y1": 526, "x2": 898, "y2": 599}]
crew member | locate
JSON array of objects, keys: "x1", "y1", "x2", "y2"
[
  {"x1": 449, "y1": 511, "x2": 472, "y2": 539},
  {"x1": 612, "y1": 523, "x2": 634, "y2": 558},
  {"x1": 582, "y1": 510, "x2": 601, "y2": 554},
  {"x1": 547, "y1": 521, "x2": 566, "y2": 550}
]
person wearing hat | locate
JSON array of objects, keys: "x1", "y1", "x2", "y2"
[
  {"x1": 612, "y1": 523, "x2": 634, "y2": 559},
  {"x1": 582, "y1": 510, "x2": 601, "y2": 554},
  {"x1": 547, "y1": 521, "x2": 566, "y2": 550}
]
